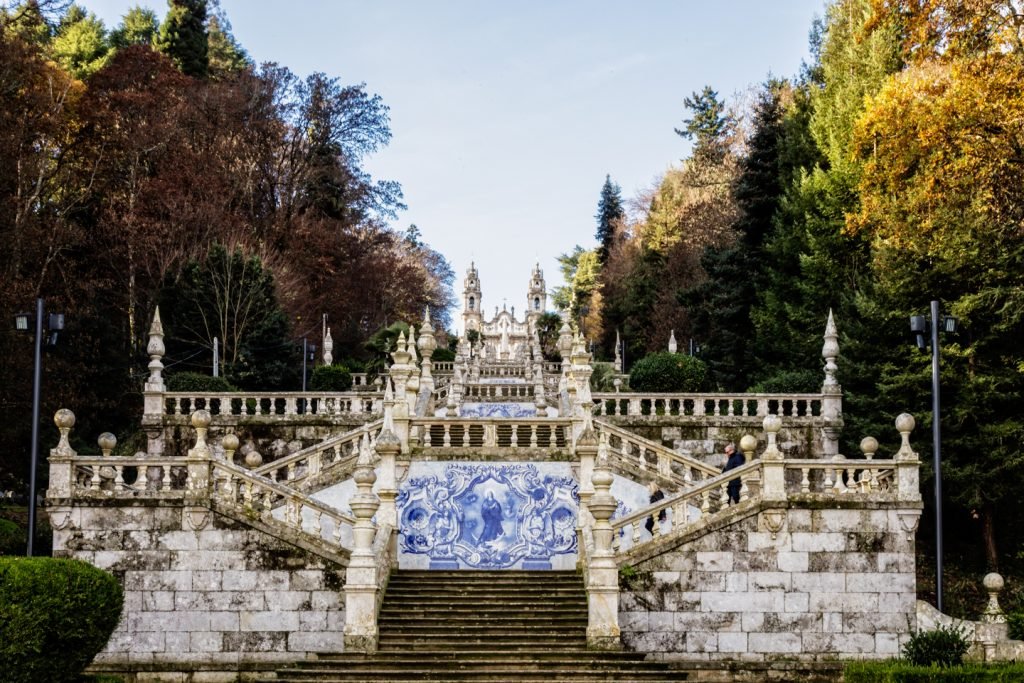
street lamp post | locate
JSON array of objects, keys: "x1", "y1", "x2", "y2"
[
  {"x1": 14, "y1": 298, "x2": 64, "y2": 556},
  {"x1": 910, "y1": 300, "x2": 957, "y2": 613}
]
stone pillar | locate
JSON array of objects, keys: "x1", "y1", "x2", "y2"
[
  {"x1": 820, "y1": 309, "x2": 843, "y2": 458},
  {"x1": 185, "y1": 410, "x2": 212, "y2": 505},
  {"x1": 613, "y1": 330, "x2": 622, "y2": 374},
  {"x1": 570, "y1": 334, "x2": 594, "y2": 439},
  {"x1": 323, "y1": 327, "x2": 334, "y2": 366},
  {"x1": 344, "y1": 436, "x2": 381, "y2": 653},
  {"x1": 417, "y1": 308, "x2": 437, "y2": 399},
  {"x1": 46, "y1": 409, "x2": 78, "y2": 500},
  {"x1": 739, "y1": 433, "x2": 758, "y2": 501},
  {"x1": 576, "y1": 414, "x2": 598, "y2": 528},
  {"x1": 375, "y1": 403, "x2": 401, "y2": 531},
  {"x1": 586, "y1": 449, "x2": 621, "y2": 650},
  {"x1": 388, "y1": 336, "x2": 414, "y2": 453},
  {"x1": 143, "y1": 307, "x2": 166, "y2": 456},
  {"x1": 894, "y1": 413, "x2": 921, "y2": 502},
  {"x1": 760, "y1": 415, "x2": 785, "y2": 502}
]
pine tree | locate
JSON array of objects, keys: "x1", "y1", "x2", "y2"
[
  {"x1": 110, "y1": 6, "x2": 159, "y2": 48},
  {"x1": 156, "y1": 0, "x2": 208, "y2": 78},
  {"x1": 675, "y1": 85, "x2": 733, "y2": 164},
  {"x1": 594, "y1": 174, "x2": 623, "y2": 264}
]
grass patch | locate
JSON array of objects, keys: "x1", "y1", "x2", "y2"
[{"x1": 845, "y1": 661, "x2": 1024, "y2": 682}]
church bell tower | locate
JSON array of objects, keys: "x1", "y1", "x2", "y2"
[
  {"x1": 526, "y1": 262, "x2": 546, "y2": 329},
  {"x1": 462, "y1": 262, "x2": 483, "y2": 333}
]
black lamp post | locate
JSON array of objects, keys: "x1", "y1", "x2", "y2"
[
  {"x1": 14, "y1": 298, "x2": 64, "y2": 556},
  {"x1": 910, "y1": 300, "x2": 958, "y2": 613}
]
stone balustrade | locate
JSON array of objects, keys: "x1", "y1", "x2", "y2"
[
  {"x1": 254, "y1": 420, "x2": 382, "y2": 487},
  {"x1": 595, "y1": 419, "x2": 720, "y2": 485},
  {"x1": 210, "y1": 459, "x2": 358, "y2": 550},
  {"x1": 461, "y1": 383, "x2": 536, "y2": 401},
  {"x1": 69, "y1": 455, "x2": 191, "y2": 496},
  {"x1": 412, "y1": 418, "x2": 571, "y2": 451},
  {"x1": 478, "y1": 365, "x2": 530, "y2": 378},
  {"x1": 592, "y1": 393, "x2": 824, "y2": 419},
  {"x1": 163, "y1": 392, "x2": 382, "y2": 419}
]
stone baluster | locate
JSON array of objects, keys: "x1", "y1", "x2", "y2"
[
  {"x1": 530, "y1": 424, "x2": 538, "y2": 448},
  {"x1": 800, "y1": 468, "x2": 811, "y2": 494},
  {"x1": 443, "y1": 424, "x2": 452, "y2": 447},
  {"x1": 832, "y1": 453, "x2": 848, "y2": 494},
  {"x1": 586, "y1": 448, "x2": 620, "y2": 650},
  {"x1": 344, "y1": 435, "x2": 382, "y2": 653},
  {"x1": 821, "y1": 309, "x2": 843, "y2": 458},
  {"x1": 701, "y1": 489, "x2": 711, "y2": 513},
  {"x1": 760, "y1": 415, "x2": 785, "y2": 502}
]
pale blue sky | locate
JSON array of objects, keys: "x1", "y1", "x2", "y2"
[{"x1": 84, "y1": 0, "x2": 826, "y2": 330}]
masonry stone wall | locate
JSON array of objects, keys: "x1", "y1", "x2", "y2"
[
  {"x1": 51, "y1": 502, "x2": 346, "y2": 681},
  {"x1": 619, "y1": 503, "x2": 918, "y2": 661}
]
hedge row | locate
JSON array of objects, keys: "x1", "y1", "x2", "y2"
[
  {"x1": 845, "y1": 662, "x2": 1024, "y2": 682},
  {"x1": 0, "y1": 557, "x2": 123, "y2": 683}
]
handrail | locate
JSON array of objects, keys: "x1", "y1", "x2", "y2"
[
  {"x1": 412, "y1": 417, "x2": 572, "y2": 449},
  {"x1": 70, "y1": 455, "x2": 190, "y2": 495},
  {"x1": 592, "y1": 392, "x2": 824, "y2": 419},
  {"x1": 253, "y1": 419, "x2": 382, "y2": 485},
  {"x1": 162, "y1": 391, "x2": 383, "y2": 418},
  {"x1": 595, "y1": 419, "x2": 720, "y2": 482}
]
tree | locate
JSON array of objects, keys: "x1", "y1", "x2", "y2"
[
  {"x1": 50, "y1": 4, "x2": 110, "y2": 79},
  {"x1": 594, "y1": 174, "x2": 623, "y2": 264},
  {"x1": 156, "y1": 0, "x2": 207, "y2": 78},
  {"x1": 109, "y1": 5, "x2": 158, "y2": 48},
  {"x1": 160, "y1": 244, "x2": 299, "y2": 389},
  {"x1": 675, "y1": 85, "x2": 734, "y2": 164},
  {"x1": 206, "y1": 0, "x2": 247, "y2": 77}
]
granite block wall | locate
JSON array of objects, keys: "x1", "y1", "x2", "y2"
[
  {"x1": 620, "y1": 504, "x2": 919, "y2": 661},
  {"x1": 50, "y1": 502, "x2": 346, "y2": 679}
]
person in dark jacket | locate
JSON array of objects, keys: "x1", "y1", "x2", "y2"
[
  {"x1": 722, "y1": 442, "x2": 745, "y2": 504},
  {"x1": 645, "y1": 481, "x2": 665, "y2": 534}
]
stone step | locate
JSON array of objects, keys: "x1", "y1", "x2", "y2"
[
  {"x1": 377, "y1": 617, "x2": 588, "y2": 628},
  {"x1": 315, "y1": 650, "x2": 653, "y2": 663}
]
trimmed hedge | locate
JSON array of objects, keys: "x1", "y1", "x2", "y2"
[
  {"x1": 1008, "y1": 611, "x2": 1024, "y2": 641},
  {"x1": 166, "y1": 371, "x2": 237, "y2": 392},
  {"x1": 0, "y1": 518, "x2": 23, "y2": 555},
  {"x1": 749, "y1": 369, "x2": 821, "y2": 393},
  {"x1": 903, "y1": 624, "x2": 970, "y2": 667},
  {"x1": 845, "y1": 661, "x2": 1024, "y2": 682},
  {"x1": 310, "y1": 364, "x2": 353, "y2": 391},
  {"x1": 629, "y1": 352, "x2": 707, "y2": 392},
  {"x1": 0, "y1": 557, "x2": 123, "y2": 683}
]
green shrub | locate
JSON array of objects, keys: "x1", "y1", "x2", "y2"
[
  {"x1": 0, "y1": 557, "x2": 124, "y2": 683},
  {"x1": 431, "y1": 347, "x2": 455, "y2": 362},
  {"x1": 749, "y1": 369, "x2": 821, "y2": 394},
  {"x1": 166, "y1": 371, "x2": 237, "y2": 393},
  {"x1": 902, "y1": 624, "x2": 970, "y2": 667},
  {"x1": 845, "y1": 661, "x2": 1024, "y2": 682},
  {"x1": 1008, "y1": 611, "x2": 1024, "y2": 641},
  {"x1": 0, "y1": 518, "x2": 23, "y2": 556},
  {"x1": 629, "y1": 352, "x2": 707, "y2": 392},
  {"x1": 310, "y1": 364, "x2": 353, "y2": 391}
]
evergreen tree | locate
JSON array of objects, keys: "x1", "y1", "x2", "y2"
[
  {"x1": 110, "y1": 6, "x2": 158, "y2": 48},
  {"x1": 156, "y1": 0, "x2": 207, "y2": 78},
  {"x1": 51, "y1": 4, "x2": 110, "y2": 79},
  {"x1": 206, "y1": 0, "x2": 247, "y2": 78},
  {"x1": 594, "y1": 174, "x2": 623, "y2": 264},
  {"x1": 675, "y1": 85, "x2": 733, "y2": 164}
]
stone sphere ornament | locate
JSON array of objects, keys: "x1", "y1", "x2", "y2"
[
  {"x1": 895, "y1": 413, "x2": 915, "y2": 434},
  {"x1": 97, "y1": 432, "x2": 117, "y2": 455},
  {"x1": 54, "y1": 408, "x2": 76, "y2": 430},
  {"x1": 244, "y1": 450, "x2": 263, "y2": 468},
  {"x1": 739, "y1": 434, "x2": 758, "y2": 455}
]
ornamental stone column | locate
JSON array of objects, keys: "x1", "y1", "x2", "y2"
[
  {"x1": 143, "y1": 307, "x2": 166, "y2": 456},
  {"x1": 344, "y1": 435, "x2": 381, "y2": 653},
  {"x1": 46, "y1": 409, "x2": 78, "y2": 501},
  {"x1": 388, "y1": 335, "x2": 414, "y2": 453},
  {"x1": 417, "y1": 308, "x2": 437, "y2": 399},
  {"x1": 760, "y1": 415, "x2": 786, "y2": 502},
  {"x1": 820, "y1": 309, "x2": 844, "y2": 458},
  {"x1": 587, "y1": 448, "x2": 621, "y2": 650},
  {"x1": 894, "y1": 413, "x2": 921, "y2": 502},
  {"x1": 186, "y1": 410, "x2": 213, "y2": 504},
  {"x1": 375, "y1": 397, "x2": 400, "y2": 531}
]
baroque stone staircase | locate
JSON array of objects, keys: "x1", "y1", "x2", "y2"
[{"x1": 270, "y1": 570, "x2": 690, "y2": 682}]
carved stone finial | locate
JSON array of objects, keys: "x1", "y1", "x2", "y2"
[
  {"x1": 761, "y1": 415, "x2": 782, "y2": 461},
  {"x1": 668, "y1": 330, "x2": 678, "y2": 354},
  {"x1": 895, "y1": 413, "x2": 916, "y2": 461},
  {"x1": 146, "y1": 307, "x2": 166, "y2": 391},
  {"x1": 188, "y1": 409, "x2": 212, "y2": 459},
  {"x1": 860, "y1": 436, "x2": 878, "y2": 460},
  {"x1": 52, "y1": 409, "x2": 77, "y2": 458},
  {"x1": 222, "y1": 433, "x2": 239, "y2": 461},
  {"x1": 98, "y1": 432, "x2": 117, "y2": 457},
  {"x1": 614, "y1": 330, "x2": 622, "y2": 373},
  {"x1": 740, "y1": 434, "x2": 758, "y2": 460},
  {"x1": 822, "y1": 309, "x2": 840, "y2": 390},
  {"x1": 982, "y1": 573, "x2": 1007, "y2": 623},
  {"x1": 323, "y1": 327, "x2": 334, "y2": 366}
]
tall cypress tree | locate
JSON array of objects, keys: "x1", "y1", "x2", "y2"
[
  {"x1": 157, "y1": 0, "x2": 208, "y2": 78},
  {"x1": 594, "y1": 174, "x2": 623, "y2": 264}
]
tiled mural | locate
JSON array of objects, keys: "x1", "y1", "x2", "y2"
[
  {"x1": 397, "y1": 462, "x2": 578, "y2": 570},
  {"x1": 459, "y1": 402, "x2": 537, "y2": 418}
]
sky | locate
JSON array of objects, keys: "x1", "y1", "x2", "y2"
[{"x1": 84, "y1": 0, "x2": 827, "y2": 330}]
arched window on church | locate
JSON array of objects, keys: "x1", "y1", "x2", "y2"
[
  {"x1": 469, "y1": 296, "x2": 475, "y2": 311},
  {"x1": 533, "y1": 297, "x2": 540, "y2": 311}
]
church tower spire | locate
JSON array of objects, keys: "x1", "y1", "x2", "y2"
[
  {"x1": 527, "y1": 262, "x2": 546, "y2": 329},
  {"x1": 462, "y1": 262, "x2": 483, "y2": 333}
]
